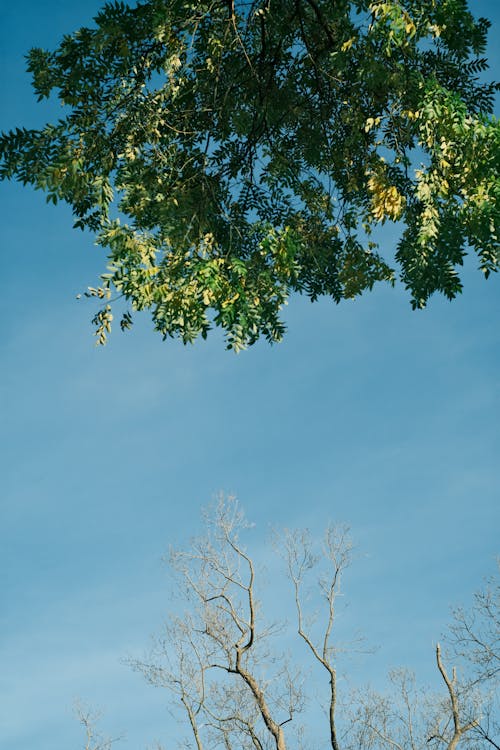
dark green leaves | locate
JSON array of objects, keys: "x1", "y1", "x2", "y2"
[{"x1": 1, "y1": 0, "x2": 499, "y2": 348}]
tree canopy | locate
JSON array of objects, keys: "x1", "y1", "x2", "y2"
[{"x1": 1, "y1": 0, "x2": 499, "y2": 349}]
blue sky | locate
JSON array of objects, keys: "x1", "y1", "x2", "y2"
[{"x1": 1, "y1": 2, "x2": 499, "y2": 749}]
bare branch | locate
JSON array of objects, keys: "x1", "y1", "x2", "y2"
[
  {"x1": 281, "y1": 523, "x2": 352, "y2": 750},
  {"x1": 447, "y1": 564, "x2": 500, "y2": 689},
  {"x1": 74, "y1": 702, "x2": 122, "y2": 750},
  {"x1": 436, "y1": 644, "x2": 480, "y2": 750}
]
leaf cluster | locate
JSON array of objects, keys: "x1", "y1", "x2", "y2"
[{"x1": 1, "y1": 0, "x2": 499, "y2": 347}]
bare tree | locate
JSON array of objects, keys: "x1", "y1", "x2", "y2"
[
  {"x1": 447, "y1": 564, "x2": 499, "y2": 688},
  {"x1": 342, "y1": 566, "x2": 499, "y2": 750},
  {"x1": 344, "y1": 656, "x2": 483, "y2": 750},
  {"x1": 345, "y1": 668, "x2": 442, "y2": 750},
  {"x1": 444, "y1": 565, "x2": 500, "y2": 750},
  {"x1": 132, "y1": 496, "x2": 303, "y2": 750},
  {"x1": 126, "y1": 497, "x2": 498, "y2": 750},
  {"x1": 281, "y1": 525, "x2": 353, "y2": 750},
  {"x1": 74, "y1": 703, "x2": 121, "y2": 750},
  {"x1": 434, "y1": 643, "x2": 480, "y2": 750},
  {"x1": 133, "y1": 616, "x2": 209, "y2": 750}
]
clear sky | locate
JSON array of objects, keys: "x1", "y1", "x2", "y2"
[{"x1": 1, "y1": 2, "x2": 499, "y2": 749}]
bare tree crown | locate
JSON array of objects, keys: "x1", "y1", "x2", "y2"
[{"x1": 119, "y1": 497, "x2": 498, "y2": 750}]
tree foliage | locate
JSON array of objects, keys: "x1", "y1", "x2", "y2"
[{"x1": 1, "y1": 0, "x2": 499, "y2": 348}]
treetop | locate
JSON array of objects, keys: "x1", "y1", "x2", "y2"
[{"x1": 1, "y1": 0, "x2": 499, "y2": 349}]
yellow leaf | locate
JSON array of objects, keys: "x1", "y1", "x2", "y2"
[
  {"x1": 364, "y1": 116, "x2": 381, "y2": 132},
  {"x1": 221, "y1": 292, "x2": 239, "y2": 308},
  {"x1": 367, "y1": 172, "x2": 405, "y2": 222},
  {"x1": 341, "y1": 37, "x2": 355, "y2": 52}
]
